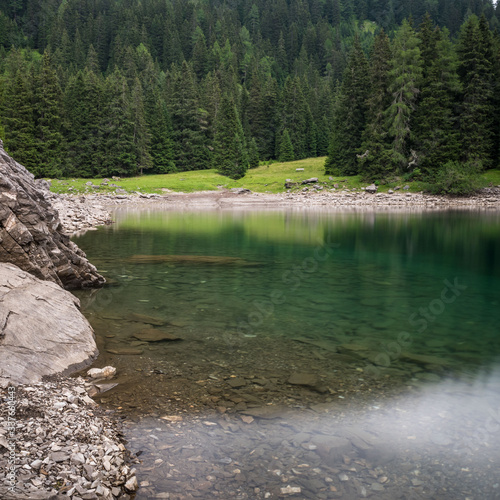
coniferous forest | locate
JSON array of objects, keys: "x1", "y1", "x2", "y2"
[{"x1": 0, "y1": 0, "x2": 499, "y2": 183}]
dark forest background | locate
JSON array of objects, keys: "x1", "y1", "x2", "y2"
[{"x1": 0, "y1": 0, "x2": 499, "y2": 181}]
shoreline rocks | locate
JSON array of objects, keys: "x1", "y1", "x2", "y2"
[
  {"x1": 0, "y1": 143, "x2": 105, "y2": 290},
  {"x1": 0, "y1": 263, "x2": 98, "y2": 388}
]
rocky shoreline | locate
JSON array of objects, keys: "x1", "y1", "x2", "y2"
[{"x1": 53, "y1": 187, "x2": 500, "y2": 235}]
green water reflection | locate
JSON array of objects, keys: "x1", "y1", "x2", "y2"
[{"x1": 74, "y1": 209, "x2": 500, "y2": 374}]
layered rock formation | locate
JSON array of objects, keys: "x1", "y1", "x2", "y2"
[
  {"x1": 0, "y1": 141, "x2": 104, "y2": 289},
  {"x1": 0, "y1": 262, "x2": 98, "y2": 387}
]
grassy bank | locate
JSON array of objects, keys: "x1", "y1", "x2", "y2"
[{"x1": 49, "y1": 157, "x2": 500, "y2": 196}]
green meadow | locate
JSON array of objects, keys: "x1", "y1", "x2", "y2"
[{"x1": 49, "y1": 157, "x2": 500, "y2": 196}]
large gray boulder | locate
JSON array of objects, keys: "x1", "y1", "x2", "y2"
[
  {"x1": 0, "y1": 263, "x2": 98, "y2": 387},
  {"x1": 0, "y1": 141, "x2": 104, "y2": 289}
]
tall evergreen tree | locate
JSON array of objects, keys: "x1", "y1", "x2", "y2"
[
  {"x1": 33, "y1": 50, "x2": 65, "y2": 178},
  {"x1": 278, "y1": 76, "x2": 310, "y2": 160},
  {"x1": 168, "y1": 62, "x2": 211, "y2": 171},
  {"x1": 248, "y1": 137, "x2": 260, "y2": 168},
  {"x1": 100, "y1": 69, "x2": 136, "y2": 177},
  {"x1": 213, "y1": 95, "x2": 248, "y2": 179},
  {"x1": 279, "y1": 128, "x2": 294, "y2": 162},
  {"x1": 358, "y1": 28, "x2": 392, "y2": 180},
  {"x1": 325, "y1": 35, "x2": 370, "y2": 175},
  {"x1": 412, "y1": 26, "x2": 461, "y2": 175},
  {"x1": 64, "y1": 68, "x2": 104, "y2": 177},
  {"x1": 2, "y1": 51, "x2": 38, "y2": 171},
  {"x1": 457, "y1": 15, "x2": 495, "y2": 168},
  {"x1": 384, "y1": 19, "x2": 422, "y2": 172},
  {"x1": 131, "y1": 77, "x2": 152, "y2": 174}
]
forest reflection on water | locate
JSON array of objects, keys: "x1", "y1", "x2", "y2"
[{"x1": 73, "y1": 208, "x2": 500, "y2": 499}]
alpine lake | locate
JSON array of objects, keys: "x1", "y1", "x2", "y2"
[{"x1": 73, "y1": 208, "x2": 500, "y2": 500}]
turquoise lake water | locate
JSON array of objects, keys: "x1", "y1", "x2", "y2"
[
  {"x1": 72, "y1": 208, "x2": 500, "y2": 499},
  {"x1": 74, "y1": 209, "x2": 500, "y2": 373}
]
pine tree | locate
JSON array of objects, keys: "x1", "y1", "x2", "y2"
[
  {"x1": 213, "y1": 95, "x2": 248, "y2": 180},
  {"x1": 64, "y1": 68, "x2": 105, "y2": 177},
  {"x1": 131, "y1": 77, "x2": 152, "y2": 175},
  {"x1": 100, "y1": 69, "x2": 137, "y2": 177},
  {"x1": 457, "y1": 15, "x2": 495, "y2": 168},
  {"x1": 168, "y1": 61, "x2": 211, "y2": 171},
  {"x1": 279, "y1": 128, "x2": 294, "y2": 162},
  {"x1": 325, "y1": 36, "x2": 370, "y2": 176},
  {"x1": 384, "y1": 19, "x2": 422, "y2": 172},
  {"x1": 2, "y1": 50, "x2": 38, "y2": 171},
  {"x1": 248, "y1": 137, "x2": 260, "y2": 168},
  {"x1": 412, "y1": 27, "x2": 461, "y2": 176},
  {"x1": 33, "y1": 50, "x2": 65, "y2": 178}
]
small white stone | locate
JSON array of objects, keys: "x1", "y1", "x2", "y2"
[
  {"x1": 125, "y1": 475, "x2": 138, "y2": 491},
  {"x1": 280, "y1": 485, "x2": 301, "y2": 494}
]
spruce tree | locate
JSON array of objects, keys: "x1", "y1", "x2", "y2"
[
  {"x1": 384, "y1": 19, "x2": 422, "y2": 173},
  {"x1": 33, "y1": 50, "x2": 66, "y2": 178},
  {"x1": 168, "y1": 61, "x2": 211, "y2": 171},
  {"x1": 131, "y1": 77, "x2": 152, "y2": 175},
  {"x1": 316, "y1": 115, "x2": 331, "y2": 157},
  {"x1": 412, "y1": 27, "x2": 461, "y2": 176},
  {"x1": 248, "y1": 137, "x2": 260, "y2": 168},
  {"x1": 64, "y1": 68, "x2": 105, "y2": 177},
  {"x1": 358, "y1": 29, "x2": 392, "y2": 180},
  {"x1": 213, "y1": 95, "x2": 248, "y2": 180},
  {"x1": 150, "y1": 96, "x2": 176, "y2": 174},
  {"x1": 279, "y1": 76, "x2": 309, "y2": 160},
  {"x1": 457, "y1": 15, "x2": 495, "y2": 168},
  {"x1": 325, "y1": 35, "x2": 369, "y2": 176},
  {"x1": 279, "y1": 128, "x2": 294, "y2": 162},
  {"x1": 2, "y1": 51, "x2": 38, "y2": 171},
  {"x1": 100, "y1": 69, "x2": 136, "y2": 177}
]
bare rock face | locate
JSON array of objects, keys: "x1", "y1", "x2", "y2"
[
  {"x1": 0, "y1": 141, "x2": 104, "y2": 289},
  {"x1": 0, "y1": 263, "x2": 98, "y2": 387}
]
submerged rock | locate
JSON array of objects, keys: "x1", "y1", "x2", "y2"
[
  {"x1": 126, "y1": 254, "x2": 250, "y2": 265},
  {"x1": 288, "y1": 373, "x2": 318, "y2": 386},
  {"x1": 0, "y1": 263, "x2": 98, "y2": 387},
  {"x1": 127, "y1": 313, "x2": 166, "y2": 326},
  {"x1": 106, "y1": 347, "x2": 144, "y2": 355},
  {"x1": 133, "y1": 328, "x2": 182, "y2": 342},
  {"x1": 0, "y1": 141, "x2": 105, "y2": 289}
]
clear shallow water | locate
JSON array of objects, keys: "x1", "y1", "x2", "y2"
[{"x1": 73, "y1": 209, "x2": 500, "y2": 499}]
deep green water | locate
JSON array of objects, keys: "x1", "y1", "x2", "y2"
[
  {"x1": 74, "y1": 209, "x2": 500, "y2": 373},
  {"x1": 73, "y1": 209, "x2": 500, "y2": 499}
]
